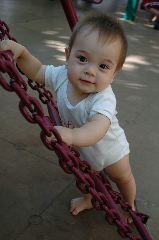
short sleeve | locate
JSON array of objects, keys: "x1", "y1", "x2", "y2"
[
  {"x1": 45, "y1": 65, "x2": 67, "y2": 92},
  {"x1": 89, "y1": 86, "x2": 116, "y2": 122}
]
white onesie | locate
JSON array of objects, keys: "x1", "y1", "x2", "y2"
[{"x1": 45, "y1": 65, "x2": 130, "y2": 171}]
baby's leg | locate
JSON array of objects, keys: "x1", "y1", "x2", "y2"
[
  {"x1": 105, "y1": 154, "x2": 136, "y2": 221},
  {"x1": 70, "y1": 155, "x2": 136, "y2": 217},
  {"x1": 70, "y1": 193, "x2": 93, "y2": 215}
]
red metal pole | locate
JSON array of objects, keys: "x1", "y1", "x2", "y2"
[{"x1": 60, "y1": 0, "x2": 78, "y2": 31}]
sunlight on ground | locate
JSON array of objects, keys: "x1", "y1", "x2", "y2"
[
  {"x1": 116, "y1": 79, "x2": 146, "y2": 90},
  {"x1": 151, "y1": 45, "x2": 159, "y2": 50},
  {"x1": 58, "y1": 35, "x2": 70, "y2": 40},
  {"x1": 42, "y1": 30, "x2": 59, "y2": 35},
  {"x1": 123, "y1": 55, "x2": 150, "y2": 71},
  {"x1": 54, "y1": 54, "x2": 66, "y2": 62},
  {"x1": 147, "y1": 67, "x2": 159, "y2": 74},
  {"x1": 44, "y1": 40, "x2": 66, "y2": 53},
  {"x1": 128, "y1": 36, "x2": 140, "y2": 42}
]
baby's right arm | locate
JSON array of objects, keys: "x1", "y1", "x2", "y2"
[{"x1": 0, "y1": 40, "x2": 45, "y2": 84}]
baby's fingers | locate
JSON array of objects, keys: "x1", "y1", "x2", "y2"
[
  {"x1": 47, "y1": 134, "x2": 56, "y2": 142},
  {"x1": 0, "y1": 39, "x2": 11, "y2": 51},
  {"x1": 0, "y1": 39, "x2": 24, "y2": 60}
]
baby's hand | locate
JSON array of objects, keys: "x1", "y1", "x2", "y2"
[
  {"x1": 53, "y1": 126, "x2": 73, "y2": 146},
  {"x1": 0, "y1": 39, "x2": 24, "y2": 60}
]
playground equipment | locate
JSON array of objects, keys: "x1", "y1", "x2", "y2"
[
  {"x1": 141, "y1": 0, "x2": 159, "y2": 9},
  {"x1": 124, "y1": 0, "x2": 139, "y2": 21},
  {"x1": 124, "y1": 0, "x2": 159, "y2": 21},
  {"x1": 0, "y1": 0, "x2": 154, "y2": 239},
  {"x1": 82, "y1": 0, "x2": 103, "y2": 3}
]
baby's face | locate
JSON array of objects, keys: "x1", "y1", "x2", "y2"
[{"x1": 66, "y1": 28, "x2": 121, "y2": 98}]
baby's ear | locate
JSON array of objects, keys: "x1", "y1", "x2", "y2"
[
  {"x1": 113, "y1": 67, "x2": 121, "y2": 78},
  {"x1": 65, "y1": 47, "x2": 70, "y2": 61}
]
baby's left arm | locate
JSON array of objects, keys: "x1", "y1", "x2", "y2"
[{"x1": 54, "y1": 114, "x2": 110, "y2": 147}]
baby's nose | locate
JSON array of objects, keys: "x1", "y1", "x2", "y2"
[{"x1": 84, "y1": 64, "x2": 96, "y2": 77}]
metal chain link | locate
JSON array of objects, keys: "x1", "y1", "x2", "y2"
[
  {"x1": 0, "y1": 20, "x2": 153, "y2": 240},
  {"x1": 0, "y1": 20, "x2": 16, "y2": 41},
  {"x1": 82, "y1": 0, "x2": 103, "y2": 3}
]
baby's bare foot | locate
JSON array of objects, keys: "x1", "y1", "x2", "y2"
[
  {"x1": 70, "y1": 196, "x2": 93, "y2": 215},
  {"x1": 120, "y1": 204, "x2": 135, "y2": 224},
  {"x1": 121, "y1": 210, "x2": 133, "y2": 224}
]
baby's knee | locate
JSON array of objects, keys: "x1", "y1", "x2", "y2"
[{"x1": 111, "y1": 171, "x2": 134, "y2": 185}]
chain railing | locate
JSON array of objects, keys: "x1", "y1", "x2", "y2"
[
  {"x1": 82, "y1": 0, "x2": 103, "y2": 3},
  {"x1": 0, "y1": 18, "x2": 153, "y2": 240}
]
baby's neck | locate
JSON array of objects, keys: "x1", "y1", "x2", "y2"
[{"x1": 67, "y1": 82, "x2": 89, "y2": 106}]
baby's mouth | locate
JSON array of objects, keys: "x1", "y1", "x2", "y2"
[{"x1": 80, "y1": 78, "x2": 94, "y2": 84}]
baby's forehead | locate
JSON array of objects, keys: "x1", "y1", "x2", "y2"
[
  {"x1": 77, "y1": 25, "x2": 99, "y2": 37},
  {"x1": 76, "y1": 25, "x2": 121, "y2": 44},
  {"x1": 75, "y1": 28, "x2": 121, "y2": 51}
]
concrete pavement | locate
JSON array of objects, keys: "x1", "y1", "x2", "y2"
[{"x1": 0, "y1": 0, "x2": 159, "y2": 239}]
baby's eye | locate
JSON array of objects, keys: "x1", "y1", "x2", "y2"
[
  {"x1": 99, "y1": 64, "x2": 110, "y2": 70},
  {"x1": 77, "y1": 55, "x2": 88, "y2": 63}
]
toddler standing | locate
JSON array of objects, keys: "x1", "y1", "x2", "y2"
[{"x1": 0, "y1": 13, "x2": 136, "y2": 222}]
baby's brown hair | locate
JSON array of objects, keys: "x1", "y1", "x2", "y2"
[{"x1": 68, "y1": 13, "x2": 128, "y2": 72}]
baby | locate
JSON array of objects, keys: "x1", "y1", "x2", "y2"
[{"x1": 0, "y1": 13, "x2": 136, "y2": 222}]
